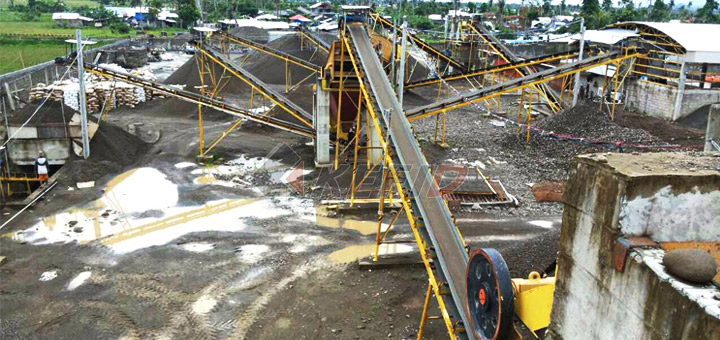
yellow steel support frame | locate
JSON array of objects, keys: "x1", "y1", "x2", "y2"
[
  {"x1": 296, "y1": 30, "x2": 330, "y2": 54},
  {"x1": 342, "y1": 36, "x2": 461, "y2": 340},
  {"x1": 408, "y1": 51, "x2": 642, "y2": 121},
  {"x1": 406, "y1": 51, "x2": 579, "y2": 89},
  {"x1": 334, "y1": 36, "x2": 346, "y2": 170},
  {"x1": 195, "y1": 53, "x2": 207, "y2": 155},
  {"x1": 464, "y1": 22, "x2": 560, "y2": 113},
  {"x1": 349, "y1": 91, "x2": 363, "y2": 205},
  {"x1": 195, "y1": 51, "x2": 234, "y2": 157},
  {"x1": 195, "y1": 47, "x2": 313, "y2": 129},
  {"x1": 369, "y1": 12, "x2": 466, "y2": 72},
  {"x1": 218, "y1": 33, "x2": 321, "y2": 73}
]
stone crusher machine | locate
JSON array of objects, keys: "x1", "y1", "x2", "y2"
[{"x1": 465, "y1": 249, "x2": 556, "y2": 340}]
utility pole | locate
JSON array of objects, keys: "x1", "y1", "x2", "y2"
[
  {"x1": 76, "y1": 29, "x2": 90, "y2": 159},
  {"x1": 571, "y1": 18, "x2": 585, "y2": 107},
  {"x1": 396, "y1": 17, "x2": 408, "y2": 105},
  {"x1": 390, "y1": 18, "x2": 397, "y2": 87},
  {"x1": 195, "y1": 0, "x2": 205, "y2": 25}
]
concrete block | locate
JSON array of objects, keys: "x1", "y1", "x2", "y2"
[{"x1": 548, "y1": 152, "x2": 720, "y2": 340}]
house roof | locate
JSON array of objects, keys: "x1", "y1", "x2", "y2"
[
  {"x1": 611, "y1": 21, "x2": 720, "y2": 63},
  {"x1": 310, "y1": 2, "x2": 332, "y2": 9},
  {"x1": 255, "y1": 13, "x2": 279, "y2": 20},
  {"x1": 52, "y1": 12, "x2": 93, "y2": 21},
  {"x1": 561, "y1": 29, "x2": 637, "y2": 46}
]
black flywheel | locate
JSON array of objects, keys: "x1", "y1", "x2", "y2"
[{"x1": 465, "y1": 248, "x2": 514, "y2": 340}]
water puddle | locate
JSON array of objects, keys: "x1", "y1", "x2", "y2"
[
  {"x1": 235, "y1": 244, "x2": 270, "y2": 264},
  {"x1": 179, "y1": 242, "x2": 216, "y2": 253},
  {"x1": 13, "y1": 164, "x2": 319, "y2": 255},
  {"x1": 66, "y1": 271, "x2": 92, "y2": 291},
  {"x1": 192, "y1": 295, "x2": 217, "y2": 315},
  {"x1": 327, "y1": 243, "x2": 414, "y2": 264},
  {"x1": 313, "y1": 206, "x2": 389, "y2": 236}
]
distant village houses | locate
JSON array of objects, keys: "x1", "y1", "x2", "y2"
[{"x1": 52, "y1": 13, "x2": 94, "y2": 27}]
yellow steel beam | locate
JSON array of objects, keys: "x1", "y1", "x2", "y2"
[
  {"x1": 98, "y1": 198, "x2": 259, "y2": 245},
  {"x1": 195, "y1": 47, "x2": 313, "y2": 128},
  {"x1": 219, "y1": 33, "x2": 321, "y2": 73},
  {"x1": 85, "y1": 66, "x2": 315, "y2": 138},
  {"x1": 369, "y1": 12, "x2": 466, "y2": 72},
  {"x1": 408, "y1": 52, "x2": 642, "y2": 121},
  {"x1": 296, "y1": 29, "x2": 330, "y2": 53},
  {"x1": 406, "y1": 51, "x2": 579, "y2": 89},
  {"x1": 464, "y1": 22, "x2": 561, "y2": 113}
]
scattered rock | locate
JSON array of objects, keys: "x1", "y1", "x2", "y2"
[{"x1": 663, "y1": 249, "x2": 717, "y2": 284}]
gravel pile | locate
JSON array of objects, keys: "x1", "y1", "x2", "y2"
[
  {"x1": 242, "y1": 34, "x2": 326, "y2": 85},
  {"x1": 495, "y1": 102, "x2": 661, "y2": 180},
  {"x1": 58, "y1": 123, "x2": 149, "y2": 185},
  {"x1": 407, "y1": 94, "x2": 673, "y2": 216},
  {"x1": 229, "y1": 26, "x2": 270, "y2": 44}
]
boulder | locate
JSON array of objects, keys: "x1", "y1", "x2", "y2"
[{"x1": 663, "y1": 249, "x2": 717, "y2": 284}]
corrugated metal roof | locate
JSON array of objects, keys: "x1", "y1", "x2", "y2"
[{"x1": 629, "y1": 21, "x2": 720, "y2": 54}]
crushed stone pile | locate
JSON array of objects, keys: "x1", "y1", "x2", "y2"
[
  {"x1": 499, "y1": 228, "x2": 560, "y2": 278},
  {"x1": 242, "y1": 34, "x2": 326, "y2": 85},
  {"x1": 8, "y1": 100, "x2": 77, "y2": 125},
  {"x1": 229, "y1": 26, "x2": 270, "y2": 44},
  {"x1": 58, "y1": 123, "x2": 149, "y2": 185},
  {"x1": 495, "y1": 102, "x2": 661, "y2": 180},
  {"x1": 157, "y1": 57, "x2": 250, "y2": 120}
]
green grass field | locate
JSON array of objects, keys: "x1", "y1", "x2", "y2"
[
  {"x1": 0, "y1": 12, "x2": 184, "y2": 38},
  {"x1": 0, "y1": 41, "x2": 66, "y2": 74},
  {"x1": 0, "y1": 11, "x2": 186, "y2": 74},
  {"x1": 0, "y1": 0, "x2": 100, "y2": 8}
]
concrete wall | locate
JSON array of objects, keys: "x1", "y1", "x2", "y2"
[
  {"x1": 625, "y1": 79, "x2": 720, "y2": 121},
  {"x1": 546, "y1": 152, "x2": 720, "y2": 340}
]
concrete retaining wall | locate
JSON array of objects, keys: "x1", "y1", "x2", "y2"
[
  {"x1": 546, "y1": 152, "x2": 720, "y2": 340},
  {"x1": 625, "y1": 79, "x2": 720, "y2": 121}
]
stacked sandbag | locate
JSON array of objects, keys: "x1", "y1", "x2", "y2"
[{"x1": 24, "y1": 63, "x2": 175, "y2": 113}]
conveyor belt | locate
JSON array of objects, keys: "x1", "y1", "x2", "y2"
[
  {"x1": 405, "y1": 48, "x2": 581, "y2": 89},
  {"x1": 197, "y1": 44, "x2": 314, "y2": 126},
  {"x1": 84, "y1": 64, "x2": 314, "y2": 138},
  {"x1": 296, "y1": 27, "x2": 331, "y2": 53},
  {"x1": 346, "y1": 23, "x2": 473, "y2": 339},
  {"x1": 218, "y1": 31, "x2": 321, "y2": 73},
  {"x1": 468, "y1": 23, "x2": 563, "y2": 110},
  {"x1": 406, "y1": 50, "x2": 641, "y2": 120},
  {"x1": 369, "y1": 12, "x2": 468, "y2": 73}
]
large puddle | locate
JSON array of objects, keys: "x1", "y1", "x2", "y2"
[
  {"x1": 312, "y1": 206, "x2": 390, "y2": 236},
  {"x1": 327, "y1": 243, "x2": 415, "y2": 264},
  {"x1": 11, "y1": 166, "x2": 318, "y2": 254}
]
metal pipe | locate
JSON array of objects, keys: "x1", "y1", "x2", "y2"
[
  {"x1": 396, "y1": 17, "x2": 408, "y2": 105},
  {"x1": 76, "y1": 29, "x2": 90, "y2": 159},
  {"x1": 571, "y1": 18, "x2": 585, "y2": 107}
]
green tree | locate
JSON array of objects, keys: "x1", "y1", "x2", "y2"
[
  {"x1": 496, "y1": 0, "x2": 505, "y2": 27},
  {"x1": 177, "y1": 0, "x2": 200, "y2": 27},
  {"x1": 602, "y1": 0, "x2": 612, "y2": 11},
  {"x1": 613, "y1": 0, "x2": 638, "y2": 22},
  {"x1": 542, "y1": 0, "x2": 552, "y2": 16},
  {"x1": 560, "y1": 0, "x2": 567, "y2": 14},
  {"x1": 648, "y1": 0, "x2": 670, "y2": 21},
  {"x1": 468, "y1": 2, "x2": 477, "y2": 13},
  {"x1": 697, "y1": 0, "x2": 720, "y2": 23},
  {"x1": 581, "y1": 0, "x2": 603, "y2": 28}
]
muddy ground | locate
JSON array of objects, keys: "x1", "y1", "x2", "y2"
[{"x1": 0, "y1": 35, "x2": 707, "y2": 340}]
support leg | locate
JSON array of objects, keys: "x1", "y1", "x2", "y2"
[{"x1": 417, "y1": 281, "x2": 433, "y2": 340}]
